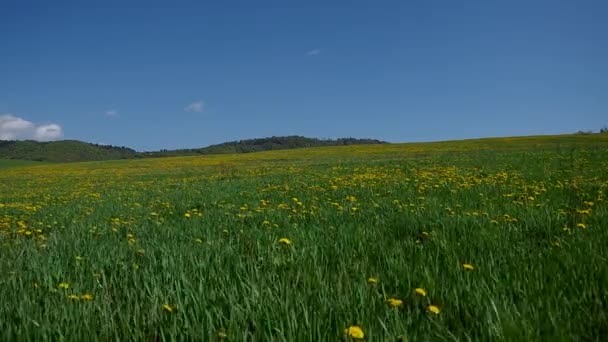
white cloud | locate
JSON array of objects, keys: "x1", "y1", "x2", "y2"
[
  {"x1": 34, "y1": 124, "x2": 63, "y2": 141},
  {"x1": 105, "y1": 110, "x2": 118, "y2": 117},
  {"x1": 0, "y1": 114, "x2": 64, "y2": 141},
  {"x1": 306, "y1": 49, "x2": 322, "y2": 56},
  {"x1": 184, "y1": 101, "x2": 205, "y2": 113}
]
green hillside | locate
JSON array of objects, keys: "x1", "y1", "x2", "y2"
[
  {"x1": 0, "y1": 140, "x2": 137, "y2": 163},
  {"x1": 142, "y1": 136, "x2": 386, "y2": 157},
  {"x1": 0, "y1": 136, "x2": 386, "y2": 162},
  {"x1": 0, "y1": 159, "x2": 47, "y2": 169},
  {"x1": 1, "y1": 133, "x2": 606, "y2": 164}
]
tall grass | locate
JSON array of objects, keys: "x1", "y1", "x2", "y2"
[{"x1": 1, "y1": 139, "x2": 607, "y2": 340}]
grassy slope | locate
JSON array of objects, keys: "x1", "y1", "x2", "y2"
[
  {"x1": 0, "y1": 159, "x2": 47, "y2": 169},
  {"x1": 3, "y1": 133, "x2": 605, "y2": 163},
  {"x1": 0, "y1": 134, "x2": 607, "y2": 340}
]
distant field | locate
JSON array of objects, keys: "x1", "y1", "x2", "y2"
[
  {"x1": 0, "y1": 159, "x2": 46, "y2": 169},
  {"x1": 1, "y1": 134, "x2": 607, "y2": 340}
]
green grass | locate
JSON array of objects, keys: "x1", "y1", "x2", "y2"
[
  {"x1": 0, "y1": 159, "x2": 47, "y2": 169},
  {"x1": 0, "y1": 135, "x2": 607, "y2": 340}
]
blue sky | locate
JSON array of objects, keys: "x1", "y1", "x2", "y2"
[{"x1": 1, "y1": 0, "x2": 606, "y2": 151}]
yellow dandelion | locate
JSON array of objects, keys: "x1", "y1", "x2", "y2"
[
  {"x1": 184, "y1": 213, "x2": 191, "y2": 218},
  {"x1": 67, "y1": 294, "x2": 79, "y2": 301},
  {"x1": 81, "y1": 293, "x2": 94, "y2": 301},
  {"x1": 162, "y1": 304, "x2": 177, "y2": 313},
  {"x1": 463, "y1": 263, "x2": 475, "y2": 271},
  {"x1": 278, "y1": 238, "x2": 292, "y2": 246},
  {"x1": 344, "y1": 325, "x2": 365, "y2": 339},
  {"x1": 386, "y1": 298, "x2": 404, "y2": 308},
  {"x1": 58, "y1": 282, "x2": 69, "y2": 289},
  {"x1": 427, "y1": 305, "x2": 441, "y2": 314},
  {"x1": 367, "y1": 277, "x2": 377, "y2": 285},
  {"x1": 576, "y1": 223, "x2": 587, "y2": 229},
  {"x1": 415, "y1": 288, "x2": 427, "y2": 297}
]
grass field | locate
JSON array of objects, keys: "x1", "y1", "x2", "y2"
[{"x1": 1, "y1": 134, "x2": 608, "y2": 341}]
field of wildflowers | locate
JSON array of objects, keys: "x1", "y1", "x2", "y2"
[{"x1": 1, "y1": 135, "x2": 607, "y2": 340}]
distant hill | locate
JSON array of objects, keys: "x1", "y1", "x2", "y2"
[
  {"x1": 0, "y1": 140, "x2": 137, "y2": 163},
  {"x1": 0, "y1": 136, "x2": 387, "y2": 163},
  {"x1": 141, "y1": 136, "x2": 388, "y2": 158}
]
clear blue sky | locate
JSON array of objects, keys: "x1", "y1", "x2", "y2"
[{"x1": 1, "y1": 0, "x2": 606, "y2": 151}]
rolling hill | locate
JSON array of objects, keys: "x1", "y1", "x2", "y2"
[
  {"x1": 0, "y1": 140, "x2": 137, "y2": 163},
  {"x1": 0, "y1": 136, "x2": 386, "y2": 163}
]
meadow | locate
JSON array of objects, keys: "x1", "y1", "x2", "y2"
[{"x1": 1, "y1": 134, "x2": 607, "y2": 341}]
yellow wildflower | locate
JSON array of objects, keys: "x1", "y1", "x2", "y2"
[
  {"x1": 427, "y1": 305, "x2": 441, "y2": 314},
  {"x1": 58, "y1": 282, "x2": 69, "y2": 289},
  {"x1": 162, "y1": 304, "x2": 177, "y2": 313},
  {"x1": 344, "y1": 325, "x2": 365, "y2": 339},
  {"x1": 463, "y1": 263, "x2": 475, "y2": 271},
  {"x1": 576, "y1": 223, "x2": 587, "y2": 229},
  {"x1": 278, "y1": 238, "x2": 292, "y2": 246},
  {"x1": 415, "y1": 288, "x2": 427, "y2": 297},
  {"x1": 81, "y1": 293, "x2": 94, "y2": 301},
  {"x1": 67, "y1": 294, "x2": 79, "y2": 301},
  {"x1": 367, "y1": 277, "x2": 377, "y2": 285},
  {"x1": 386, "y1": 298, "x2": 404, "y2": 308}
]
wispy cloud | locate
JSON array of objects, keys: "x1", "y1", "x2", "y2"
[
  {"x1": 306, "y1": 49, "x2": 322, "y2": 56},
  {"x1": 0, "y1": 114, "x2": 64, "y2": 141},
  {"x1": 184, "y1": 101, "x2": 205, "y2": 113},
  {"x1": 105, "y1": 110, "x2": 118, "y2": 117}
]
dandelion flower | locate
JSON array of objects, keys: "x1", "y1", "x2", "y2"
[
  {"x1": 81, "y1": 293, "x2": 94, "y2": 301},
  {"x1": 67, "y1": 294, "x2": 79, "y2": 301},
  {"x1": 415, "y1": 288, "x2": 427, "y2": 297},
  {"x1": 463, "y1": 263, "x2": 475, "y2": 271},
  {"x1": 577, "y1": 223, "x2": 587, "y2": 229},
  {"x1": 162, "y1": 304, "x2": 177, "y2": 313},
  {"x1": 427, "y1": 305, "x2": 441, "y2": 314},
  {"x1": 386, "y1": 298, "x2": 404, "y2": 308},
  {"x1": 367, "y1": 277, "x2": 377, "y2": 285},
  {"x1": 58, "y1": 282, "x2": 69, "y2": 289},
  {"x1": 278, "y1": 238, "x2": 292, "y2": 246},
  {"x1": 344, "y1": 325, "x2": 365, "y2": 339}
]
